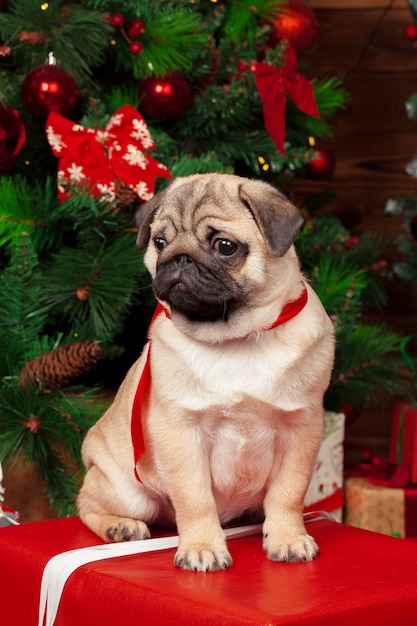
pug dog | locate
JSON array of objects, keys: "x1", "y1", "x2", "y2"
[{"x1": 77, "y1": 173, "x2": 335, "y2": 572}]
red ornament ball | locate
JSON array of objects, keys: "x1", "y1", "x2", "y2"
[
  {"x1": 128, "y1": 20, "x2": 146, "y2": 38},
  {"x1": 137, "y1": 72, "x2": 192, "y2": 121},
  {"x1": 306, "y1": 146, "x2": 335, "y2": 180},
  {"x1": 268, "y1": 0, "x2": 318, "y2": 55},
  {"x1": 129, "y1": 41, "x2": 144, "y2": 55},
  {"x1": 110, "y1": 12, "x2": 125, "y2": 27},
  {"x1": 0, "y1": 103, "x2": 26, "y2": 172},
  {"x1": 21, "y1": 57, "x2": 78, "y2": 119},
  {"x1": 405, "y1": 24, "x2": 417, "y2": 41}
]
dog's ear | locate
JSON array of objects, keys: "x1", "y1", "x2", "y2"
[
  {"x1": 239, "y1": 180, "x2": 305, "y2": 256},
  {"x1": 135, "y1": 188, "x2": 168, "y2": 250}
]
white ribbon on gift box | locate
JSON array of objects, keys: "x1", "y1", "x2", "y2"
[{"x1": 38, "y1": 512, "x2": 333, "y2": 626}]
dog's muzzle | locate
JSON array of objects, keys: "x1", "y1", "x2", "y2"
[{"x1": 153, "y1": 254, "x2": 242, "y2": 322}]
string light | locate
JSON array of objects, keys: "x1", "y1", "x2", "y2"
[
  {"x1": 257, "y1": 155, "x2": 270, "y2": 172},
  {"x1": 40, "y1": 3, "x2": 49, "y2": 10},
  {"x1": 308, "y1": 136, "x2": 316, "y2": 147}
]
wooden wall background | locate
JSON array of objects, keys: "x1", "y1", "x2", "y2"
[{"x1": 295, "y1": 0, "x2": 417, "y2": 455}]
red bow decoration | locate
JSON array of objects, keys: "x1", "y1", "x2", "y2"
[
  {"x1": 254, "y1": 45, "x2": 320, "y2": 154},
  {"x1": 344, "y1": 443, "x2": 412, "y2": 489},
  {"x1": 46, "y1": 104, "x2": 172, "y2": 203}
]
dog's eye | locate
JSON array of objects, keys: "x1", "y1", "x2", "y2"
[
  {"x1": 213, "y1": 238, "x2": 238, "y2": 257},
  {"x1": 154, "y1": 237, "x2": 166, "y2": 251}
]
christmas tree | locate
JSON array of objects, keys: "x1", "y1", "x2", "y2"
[{"x1": 0, "y1": 0, "x2": 410, "y2": 516}]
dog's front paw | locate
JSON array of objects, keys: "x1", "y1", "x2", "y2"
[
  {"x1": 263, "y1": 530, "x2": 319, "y2": 563},
  {"x1": 174, "y1": 540, "x2": 233, "y2": 572},
  {"x1": 104, "y1": 516, "x2": 151, "y2": 542}
]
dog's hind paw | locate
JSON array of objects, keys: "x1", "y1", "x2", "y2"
[
  {"x1": 104, "y1": 517, "x2": 151, "y2": 542},
  {"x1": 264, "y1": 532, "x2": 319, "y2": 563},
  {"x1": 174, "y1": 545, "x2": 233, "y2": 572}
]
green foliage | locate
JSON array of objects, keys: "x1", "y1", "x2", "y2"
[
  {"x1": 0, "y1": 233, "x2": 49, "y2": 377},
  {"x1": 129, "y1": 11, "x2": 208, "y2": 79},
  {"x1": 298, "y1": 214, "x2": 390, "y2": 310},
  {"x1": 0, "y1": 384, "x2": 105, "y2": 516},
  {"x1": 0, "y1": 176, "x2": 59, "y2": 252},
  {"x1": 169, "y1": 153, "x2": 234, "y2": 178},
  {"x1": 221, "y1": 0, "x2": 284, "y2": 43},
  {"x1": 0, "y1": 1, "x2": 113, "y2": 83},
  {"x1": 325, "y1": 324, "x2": 410, "y2": 410},
  {"x1": 0, "y1": 177, "x2": 36, "y2": 249},
  {"x1": 40, "y1": 233, "x2": 145, "y2": 338},
  {"x1": 297, "y1": 214, "x2": 409, "y2": 411},
  {"x1": 287, "y1": 77, "x2": 349, "y2": 140},
  {"x1": 313, "y1": 77, "x2": 349, "y2": 117}
]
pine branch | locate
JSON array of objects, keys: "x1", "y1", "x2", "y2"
[
  {"x1": 173, "y1": 78, "x2": 263, "y2": 150},
  {"x1": 115, "y1": 10, "x2": 208, "y2": 79},
  {"x1": 326, "y1": 324, "x2": 412, "y2": 410},
  {"x1": 0, "y1": 177, "x2": 36, "y2": 250},
  {"x1": 0, "y1": 176, "x2": 59, "y2": 252},
  {"x1": 221, "y1": 0, "x2": 285, "y2": 43},
  {"x1": 0, "y1": 233, "x2": 52, "y2": 376},
  {"x1": 169, "y1": 152, "x2": 234, "y2": 178},
  {"x1": 309, "y1": 258, "x2": 368, "y2": 328},
  {"x1": 0, "y1": 383, "x2": 104, "y2": 516},
  {"x1": 39, "y1": 233, "x2": 146, "y2": 338},
  {"x1": 313, "y1": 77, "x2": 349, "y2": 117},
  {"x1": 0, "y1": 1, "x2": 113, "y2": 83},
  {"x1": 286, "y1": 78, "x2": 349, "y2": 141}
]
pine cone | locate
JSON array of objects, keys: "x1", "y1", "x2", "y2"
[
  {"x1": 114, "y1": 177, "x2": 138, "y2": 208},
  {"x1": 19, "y1": 342, "x2": 101, "y2": 390}
]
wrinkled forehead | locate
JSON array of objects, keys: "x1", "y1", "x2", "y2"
[{"x1": 154, "y1": 177, "x2": 246, "y2": 230}]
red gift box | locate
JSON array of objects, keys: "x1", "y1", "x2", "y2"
[
  {"x1": 2, "y1": 515, "x2": 417, "y2": 625},
  {"x1": 390, "y1": 401, "x2": 417, "y2": 484}
]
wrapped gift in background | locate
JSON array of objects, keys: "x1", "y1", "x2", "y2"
[
  {"x1": 344, "y1": 476, "x2": 417, "y2": 538},
  {"x1": 389, "y1": 401, "x2": 417, "y2": 484},
  {"x1": 304, "y1": 411, "x2": 345, "y2": 520},
  {"x1": 344, "y1": 348, "x2": 417, "y2": 539},
  {"x1": 389, "y1": 339, "x2": 417, "y2": 484}
]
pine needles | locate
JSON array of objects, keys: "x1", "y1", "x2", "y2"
[{"x1": 297, "y1": 214, "x2": 412, "y2": 412}]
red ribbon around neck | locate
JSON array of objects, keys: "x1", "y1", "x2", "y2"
[
  {"x1": 254, "y1": 45, "x2": 320, "y2": 154},
  {"x1": 46, "y1": 104, "x2": 172, "y2": 204},
  {"x1": 131, "y1": 284, "x2": 308, "y2": 482},
  {"x1": 264, "y1": 282, "x2": 308, "y2": 330}
]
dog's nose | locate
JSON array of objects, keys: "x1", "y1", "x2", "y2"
[{"x1": 174, "y1": 254, "x2": 194, "y2": 268}]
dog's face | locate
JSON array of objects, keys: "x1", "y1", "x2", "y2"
[{"x1": 136, "y1": 173, "x2": 305, "y2": 340}]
